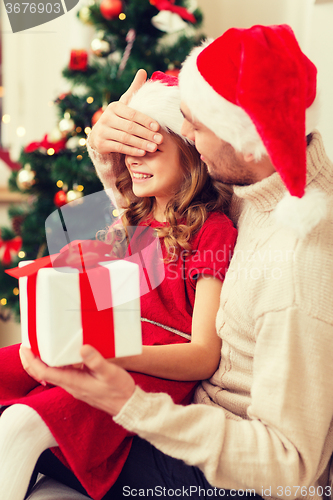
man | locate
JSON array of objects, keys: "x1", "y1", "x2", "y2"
[{"x1": 22, "y1": 25, "x2": 333, "y2": 500}]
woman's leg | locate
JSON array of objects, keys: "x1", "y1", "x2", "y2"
[{"x1": 0, "y1": 404, "x2": 57, "y2": 500}]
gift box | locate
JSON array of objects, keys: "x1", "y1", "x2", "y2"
[{"x1": 18, "y1": 258, "x2": 142, "y2": 366}]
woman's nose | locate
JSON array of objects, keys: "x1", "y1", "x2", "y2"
[{"x1": 125, "y1": 155, "x2": 142, "y2": 167}]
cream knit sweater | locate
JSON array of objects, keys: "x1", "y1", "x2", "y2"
[{"x1": 89, "y1": 131, "x2": 333, "y2": 500}]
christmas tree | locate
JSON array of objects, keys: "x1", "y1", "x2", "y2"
[{"x1": 0, "y1": 0, "x2": 204, "y2": 319}]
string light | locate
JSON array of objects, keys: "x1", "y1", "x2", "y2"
[
  {"x1": 64, "y1": 111, "x2": 71, "y2": 119},
  {"x1": 86, "y1": 97, "x2": 94, "y2": 104},
  {"x1": 77, "y1": 155, "x2": 83, "y2": 160},
  {"x1": 119, "y1": 13, "x2": 126, "y2": 20},
  {"x1": 18, "y1": 251, "x2": 26, "y2": 258},
  {"x1": 77, "y1": 185, "x2": 84, "y2": 191},
  {"x1": 57, "y1": 180, "x2": 64, "y2": 188},
  {"x1": 2, "y1": 114, "x2": 10, "y2": 123},
  {"x1": 13, "y1": 288, "x2": 19, "y2": 296},
  {"x1": 78, "y1": 138, "x2": 86, "y2": 146},
  {"x1": 0, "y1": 298, "x2": 7, "y2": 305},
  {"x1": 85, "y1": 127, "x2": 91, "y2": 135},
  {"x1": 47, "y1": 148, "x2": 55, "y2": 156},
  {"x1": 76, "y1": 127, "x2": 82, "y2": 133},
  {"x1": 113, "y1": 209, "x2": 119, "y2": 217}
]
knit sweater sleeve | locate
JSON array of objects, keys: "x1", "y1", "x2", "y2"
[
  {"x1": 114, "y1": 307, "x2": 333, "y2": 499},
  {"x1": 87, "y1": 140, "x2": 127, "y2": 209}
]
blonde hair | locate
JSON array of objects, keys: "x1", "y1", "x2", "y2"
[{"x1": 103, "y1": 131, "x2": 232, "y2": 261}]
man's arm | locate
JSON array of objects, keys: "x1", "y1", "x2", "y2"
[
  {"x1": 20, "y1": 308, "x2": 333, "y2": 499},
  {"x1": 113, "y1": 309, "x2": 333, "y2": 498}
]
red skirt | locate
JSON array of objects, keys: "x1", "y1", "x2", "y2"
[{"x1": 0, "y1": 329, "x2": 196, "y2": 500}]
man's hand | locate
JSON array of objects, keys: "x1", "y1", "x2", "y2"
[
  {"x1": 88, "y1": 69, "x2": 163, "y2": 156},
  {"x1": 20, "y1": 345, "x2": 136, "y2": 416}
]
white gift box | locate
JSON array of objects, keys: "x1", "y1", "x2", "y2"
[{"x1": 19, "y1": 259, "x2": 142, "y2": 367}]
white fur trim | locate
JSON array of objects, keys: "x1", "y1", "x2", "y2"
[
  {"x1": 179, "y1": 40, "x2": 320, "y2": 158},
  {"x1": 274, "y1": 189, "x2": 328, "y2": 238},
  {"x1": 128, "y1": 80, "x2": 189, "y2": 142}
]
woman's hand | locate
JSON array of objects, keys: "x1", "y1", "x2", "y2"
[
  {"x1": 88, "y1": 69, "x2": 163, "y2": 157},
  {"x1": 19, "y1": 345, "x2": 136, "y2": 416}
]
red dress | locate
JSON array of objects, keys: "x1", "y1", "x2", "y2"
[{"x1": 0, "y1": 211, "x2": 237, "y2": 500}]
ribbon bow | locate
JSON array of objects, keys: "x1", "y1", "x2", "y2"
[
  {"x1": 0, "y1": 236, "x2": 22, "y2": 266},
  {"x1": 6, "y1": 239, "x2": 114, "y2": 279},
  {"x1": 152, "y1": 0, "x2": 196, "y2": 24},
  {"x1": 25, "y1": 134, "x2": 67, "y2": 154}
]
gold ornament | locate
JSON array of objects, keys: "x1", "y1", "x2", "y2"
[
  {"x1": 59, "y1": 118, "x2": 75, "y2": 133},
  {"x1": 16, "y1": 164, "x2": 36, "y2": 190},
  {"x1": 79, "y1": 6, "x2": 92, "y2": 24},
  {"x1": 66, "y1": 136, "x2": 81, "y2": 151}
]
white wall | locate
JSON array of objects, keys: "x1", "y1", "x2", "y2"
[
  {"x1": 196, "y1": 0, "x2": 314, "y2": 49},
  {"x1": 1, "y1": 0, "x2": 93, "y2": 160},
  {"x1": 308, "y1": 1, "x2": 333, "y2": 159},
  {"x1": 0, "y1": 158, "x2": 10, "y2": 188}
]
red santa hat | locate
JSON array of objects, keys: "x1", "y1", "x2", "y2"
[
  {"x1": 179, "y1": 24, "x2": 327, "y2": 237},
  {"x1": 128, "y1": 71, "x2": 190, "y2": 142}
]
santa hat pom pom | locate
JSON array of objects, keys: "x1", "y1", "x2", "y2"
[{"x1": 274, "y1": 189, "x2": 328, "y2": 238}]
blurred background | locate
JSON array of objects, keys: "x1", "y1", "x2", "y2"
[{"x1": 0, "y1": 0, "x2": 332, "y2": 346}]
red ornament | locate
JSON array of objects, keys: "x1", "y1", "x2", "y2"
[
  {"x1": 91, "y1": 108, "x2": 105, "y2": 126},
  {"x1": 12, "y1": 215, "x2": 25, "y2": 236},
  {"x1": 54, "y1": 190, "x2": 68, "y2": 208},
  {"x1": 69, "y1": 50, "x2": 88, "y2": 71},
  {"x1": 57, "y1": 92, "x2": 70, "y2": 101},
  {"x1": 100, "y1": 0, "x2": 122, "y2": 20}
]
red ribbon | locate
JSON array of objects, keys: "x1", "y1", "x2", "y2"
[
  {"x1": 7, "y1": 241, "x2": 116, "y2": 360},
  {"x1": 0, "y1": 236, "x2": 22, "y2": 266},
  {"x1": 24, "y1": 134, "x2": 67, "y2": 154},
  {"x1": 153, "y1": 0, "x2": 196, "y2": 23}
]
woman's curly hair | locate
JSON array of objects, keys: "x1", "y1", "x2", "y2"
[{"x1": 102, "y1": 131, "x2": 232, "y2": 262}]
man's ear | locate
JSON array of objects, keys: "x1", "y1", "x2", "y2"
[{"x1": 243, "y1": 153, "x2": 255, "y2": 163}]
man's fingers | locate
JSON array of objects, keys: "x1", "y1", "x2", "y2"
[
  {"x1": 20, "y1": 345, "x2": 135, "y2": 415},
  {"x1": 109, "y1": 101, "x2": 161, "y2": 135},
  {"x1": 103, "y1": 130, "x2": 161, "y2": 155},
  {"x1": 20, "y1": 345, "x2": 42, "y2": 375},
  {"x1": 120, "y1": 69, "x2": 147, "y2": 105},
  {"x1": 20, "y1": 345, "x2": 82, "y2": 389},
  {"x1": 80, "y1": 345, "x2": 116, "y2": 380},
  {"x1": 20, "y1": 346, "x2": 57, "y2": 384}
]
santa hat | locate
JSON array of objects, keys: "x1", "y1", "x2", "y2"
[
  {"x1": 128, "y1": 71, "x2": 190, "y2": 142},
  {"x1": 179, "y1": 24, "x2": 327, "y2": 237}
]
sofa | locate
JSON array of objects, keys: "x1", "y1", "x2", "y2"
[{"x1": 27, "y1": 476, "x2": 92, "y2": 500}]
